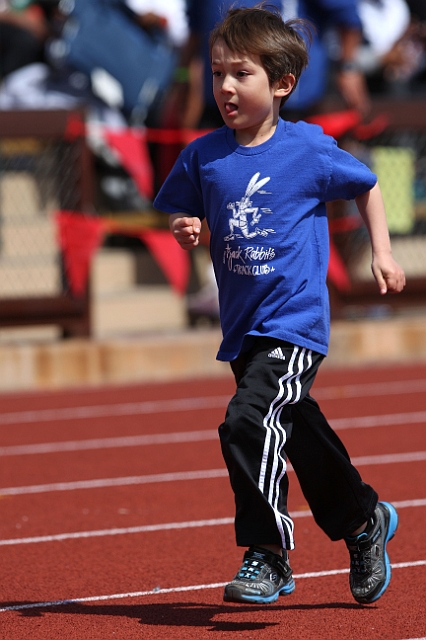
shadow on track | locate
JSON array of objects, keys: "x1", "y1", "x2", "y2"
[{"x1": 1, "y1": 600, "x2": 366, "y2": 631}]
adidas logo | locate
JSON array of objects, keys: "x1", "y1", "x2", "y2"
[{"x1": 268, "y1": 347, "x2": 286, "y2": 361}]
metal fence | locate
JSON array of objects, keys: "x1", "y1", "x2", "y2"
[
  {"x1": 336, "y1": 132, "x2": 425, "y2": 276},
  {"x1": 0, "y1": 110, "x2": 92, "y2": 336},
  {"x1": 320, "y1": 97, "x2": 426, "y2": 318}
]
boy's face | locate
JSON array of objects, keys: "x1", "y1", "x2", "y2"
[{"x1": 211, "y1": 38, "x2": 291, "y2": 143}]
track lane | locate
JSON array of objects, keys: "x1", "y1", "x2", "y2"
[
  {"x1": 0, "y1": 363, "x2": 425, "y2": 639},
  {"x1": 1, "y1": 576, "x2": 423, "y2": 640},
  {"x1": 0, "y1": 364, "x2": 425, "y2": 425},
  {"x1": 0, "y1": 508, "x2": 425, "y2": 593},
  {"x1": 0, "y1": 413, "x2": 424, "y2": 460},
  {"x1": 0, "y1": 457, "x2": 425, "y2": 550},
  {"x1": 0, "y1": 506, "x2": 424, "y2": 611},
  {"x1": 0, "y1": 418, "x2": 424, "y2": 493},
  {"x1": 0, "y1": 399, "x2": 425, "y2": 450},
  {"x1": 0, "y1": 384, "x2": 425, "y2": 427}
]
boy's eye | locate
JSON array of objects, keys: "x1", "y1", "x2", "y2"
[
  {"x1": 212, "y1": 70, "x2": 222, "y2": 77},
  {"x1": 237, "y1": 71, "x2": 249, "y2": 77}
]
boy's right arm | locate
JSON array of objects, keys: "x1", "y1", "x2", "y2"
[
  {"x1": 169, "y1": 213, "x2": 202, "y2": 250},
  {"x1": 355, "y1": 183, "x2": 406, "y2": 295}
]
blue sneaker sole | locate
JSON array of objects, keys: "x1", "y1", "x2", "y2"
[
  {"x1": 279, "y1": 578, "x2": 296, "y2": 596},
  {"x1": 224, "y1": 578, "x2": 295, "y2": 604},
  {"x1": 366, "y1": 501, "x2": 398, "y2": 604}
]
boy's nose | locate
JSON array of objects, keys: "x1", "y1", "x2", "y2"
[{"x1": 221, "y1": 75, "x2": 235, "y2": 93}]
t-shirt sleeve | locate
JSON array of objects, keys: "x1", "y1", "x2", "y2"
[
  {"x1": 153, "y1": 152, "x2": 205, "y2": 220},
  {"x1": 323, "y1": 137, "x2": 377, "y2": 202}
]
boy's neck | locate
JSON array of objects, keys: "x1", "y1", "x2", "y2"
[{"x1": 234, "y1": 121, "x2": 279, "y2": 147}]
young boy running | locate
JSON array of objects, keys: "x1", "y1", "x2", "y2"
[{"x1": 153, "y1": 6, "x2": 406, "y2": 605}]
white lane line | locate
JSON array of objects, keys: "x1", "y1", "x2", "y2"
[
  {"x1": 1, "y1": 498, "x2": 425, "y2": 548},
  {"x1": 0, "y1": 396, "x2": 230, "y2": 426},
  {"x1": 314, "y1": 378, "x2": 426, "y2": 400},
  {"x1": 0, "y1": 378, "x2": 425, "y2": 426},
  {"x1": 331, "y1": 411, "x2": 426, "y2": 431},
  {"x1": 0, "y1": 430, "x2": 219, "y2": 457},
  {"x1": 351, "y1": 451, "x2": 426, "y2": 466},
  {"x1": 0, "y1": 559, "x2": 425, "y2": 613},
  {"x1": 0, "y1": 411, "x2": 425, "y2": 457},
  {"x1": 1, "y1": 450, "x2": 425, "y2": 497},
  {"x1": 0, "y1": 517, "x2": 235, "y2": 546},
  {"x1": 0, "y1": 469, "x2": 229, "y2": 496}
]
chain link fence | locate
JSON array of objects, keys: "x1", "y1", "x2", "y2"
[
  {"x1": 334, "y1": 129, "x2": 426, "y2": 285},
  {"x1": 0, "y1": 110, "x2": 91, "y2": 337},
  {"x1": 0, "y1": 137, "x2": 84, "y2": 297}
]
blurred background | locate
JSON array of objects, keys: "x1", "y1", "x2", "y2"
[{"x1": 0, "y1": 0, "x2": 425, "y2": 391}]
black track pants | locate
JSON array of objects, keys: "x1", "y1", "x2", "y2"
[{"x1": 219, "y1": 338, "x2": 378, "y2": 550}]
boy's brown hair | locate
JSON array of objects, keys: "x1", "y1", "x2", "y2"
[{"x1": 209, "y1": 4, "x2": 312, "y2": 103}]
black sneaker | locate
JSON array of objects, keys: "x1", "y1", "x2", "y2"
[
  {"x1": 223, "y1": 546, "x2": 295, "y2": 604},
  {"x1": 345, "y1": 501, "x2": 398, "y2": 604}
]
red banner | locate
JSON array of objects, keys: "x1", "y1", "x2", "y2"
[
  {"x1": 105, "y1": 128, "x2": 154, "y2": 199},
  {"x1": 56, "y1": 211, "x2": 105, "y2": 296},
  {"x1": 55, "y1": 211, "x2": 190, "y2": 297}
]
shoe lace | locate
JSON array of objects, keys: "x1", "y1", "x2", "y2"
[
  {"x1": 348, "y1": 534, "x2": 372, "y2": 575},
  {"x1": 237, "y1": 556, "x2": 265, "y2": 581}
]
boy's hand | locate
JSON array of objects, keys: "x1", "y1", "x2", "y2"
[
  {"x1": 169, "y1": 213, "x2": 202, "y2": 250},
  {"x1": 371, "y1": 252, "x2": 406, "y2": 295}
]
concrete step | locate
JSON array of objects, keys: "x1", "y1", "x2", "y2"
[
  {"x1": 0, "y1": 317, "x2": 425, "y2": 391},
  {"x1": 91, "y1": 285, "x2": 187, "y2": 338},
  {"x1": 91, "y1": 248, "x2": 137, "y2": 295},
  {"x1": 0, "y1": 325, "x2": 60, "y2": 344}
]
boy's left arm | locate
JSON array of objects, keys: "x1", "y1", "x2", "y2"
[{"x1": 355, "y1": 182, "x2": 406, "y2": 294}]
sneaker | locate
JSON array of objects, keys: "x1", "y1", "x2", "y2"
[
  {"x1": 345, "y1": 501, "x2": 398, "y2": 604},
  {"x1": 223, "y1": 546, "x2": 295, "y2": 604}
]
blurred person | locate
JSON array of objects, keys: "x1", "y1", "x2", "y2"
[
  {"x1": 53, "y1": 0, "x2": 188, "y2": 123},
  {"x1": 0, "y1": 0, "x2": 54, "y2": 79},
  {"x1": 354, "y1": 0, "x2": 426, "y2": 94},
  {"x1": 124, "y1": 0, "x2": 188, "y2": 50},
  {"x1": 154, "y1": 6, "x2": 406, "y2": 606},
  {"x1": 406, "y1": 0, "x2": 426, "y2": 21},
  {"x1": 280, "y1": 0, "x2": 371, "y2": 117},
  {"x1": 43, "y1": 0, "x2": 190, "y2": 207}
]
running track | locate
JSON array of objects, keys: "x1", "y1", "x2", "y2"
[{"x1": 0, "y1": 362, "x2": 425, "y2": 639}]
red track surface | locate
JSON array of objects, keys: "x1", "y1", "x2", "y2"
[{"x1": 0, "y1": 362, "x2": 425, "y2": 639}]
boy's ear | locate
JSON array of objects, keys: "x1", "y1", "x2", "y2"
[{"x1": 274, "y1": 73, "x2": 296, "y2": 98}]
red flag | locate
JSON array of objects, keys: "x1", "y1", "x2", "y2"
[
  {"x1": 306, "y1": 110, "x2": 360, "y2": 138},
  {"x1": 56, "y1": 212, "x2": 190, "y2": 297},
  {"x1": 137, "y1": 229, "x2": 190, "y2": 295},
  {"x1": 55, "y1": 211, "x2": 105, "y2": 296},
  {"x1": 327, "y1": 238, "x2": 351, "y2": 292},
  {"x1": 105, "y1": 128, "x2": 154, "y2": 199}
]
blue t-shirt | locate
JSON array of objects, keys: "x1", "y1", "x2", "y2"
[{"x1": 154, "y1": 118, "x2": 376, "y2": 361}]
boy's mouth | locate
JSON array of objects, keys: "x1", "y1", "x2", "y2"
[{"x1": 225, "y1": 102, "x2": 238, "y2": 115}]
